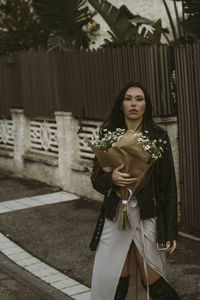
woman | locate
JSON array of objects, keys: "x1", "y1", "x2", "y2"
[{"x1": 89, "y1": 81, "x2": 180, "y2": 300}]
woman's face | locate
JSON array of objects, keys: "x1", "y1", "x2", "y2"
[{"x1": 122, "y1": 87, "x2": 146, "y2": 121}]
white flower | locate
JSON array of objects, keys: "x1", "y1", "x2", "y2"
[
  {"x1": 158, "y1": 139, "x2": 162, "y2": 142},
  {"x1": 112, "y1": 143, "x2": 116, "y2": 147},
  {"x1": 163, "y1": 140, "x2": 167, "y2": 144},
  {"x1": 144, "y1": 145, "x2": 150, "y2": 150},
  {"x1": 144, "y1": 130, "x2": 149, "y2": 133}
]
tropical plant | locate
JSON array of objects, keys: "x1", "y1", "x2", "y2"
[
  {"x1": 89, "y1": 0, "x2": 200, "y2": 47},
  {"x1": 32, "y1": 0, "x2": 96, "y2": 50},
  {"x1": 162, "y1": 0, "x2": 200, "y2": 43},
  {"x1": 87, "y1": 0, "x2": 163, "y2": 47},
  {"x1": 177, "y1": 0, "x2": 200, "y2": 39}
]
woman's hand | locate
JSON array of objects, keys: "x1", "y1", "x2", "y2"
[
  {"x1": 112, "y1": 164, "x2": 138, "y2": 187},
  {"x1": 167, "y1": 240, "x2": 177, "y2": 254}
]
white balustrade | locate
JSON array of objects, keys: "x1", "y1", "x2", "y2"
[
  {"x1": 0, "y1": 119, "x2": 14, "y2": 150},
  {"x1": 78, "y1": 120, "x2": 102, "y2": 161},
  {"x1": 30, "y1": 120, "x2": 58, "y2": 157}
]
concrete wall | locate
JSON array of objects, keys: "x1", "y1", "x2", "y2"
[{"x1": 0, "y1": 111, "x2": 180, "y2": 218}]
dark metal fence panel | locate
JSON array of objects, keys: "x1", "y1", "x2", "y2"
[
  {"x1": 0, "y1": 45, "x2": 175, "y2": 120},
  {"x1": 174, "y1": 43, "x2": 200, "y2": 234},
  {"x1": 19, "y1": 52, "x2": 60, "y2": 119},
  {"x1": 0, "y1": 56, "x2": 22, "y2": 118}
]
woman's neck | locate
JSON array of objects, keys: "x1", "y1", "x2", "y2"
[{"x1": 125, "y1": 117, "x2": 143, "y2": 132}]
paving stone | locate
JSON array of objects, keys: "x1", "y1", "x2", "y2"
[
  {"x1": 29, "y1": 267, "x2": 58, "y2": 278},
  {"x1": 50, "y1": 279, "x2": 78, "y2": 290},
  {"x1": 1, "y1": 246, "x2": 24, "y2": 255},
  {"x1": 0, "y1": 233, "x2": 10, "y2": 242},
  {"x1": 16, "y1": 199, "x2": 43, "y2": 207},
  {"x1": 14, "y1": 198, "x2": 40, "y2": 207},
  {"x1": 8, "y1": 251, "x2": 32, "y2": 261},
  {"x1": 0, "y1": 205, "x2": 12, "y2": 213},
  {"x1": 1, "y1": 201, "x2": 28, "y2": 210},
  {"x1": 33, "y1": 192, "x2": 79, "y2": 204},
  {"x1": 0, "y1": 241, "x2": 17, "y2": 250},
  {"x1": 73, "y1": 291, "x2": 91, "y2": 300},
  {"x1": 62, "y1": 284, "x2": 90, "y2": 296},
  {"x1": 24, "y1": 262, "x2": 50, "y2": 272},
  {"x1": 39, "y1": 270, "x2": 61, "y2": 280},
  {"x1": 16, "y1": 257, "x2": 41, "y2": 267},
  {"x1": 0, "y1": 192, "x2": 79, "y2": 214},
  {"x1": 42, "y1": 272, "x2": 68, "y2": 284}
]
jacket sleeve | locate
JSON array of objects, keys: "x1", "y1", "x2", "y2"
[
  {"x1": 159, "y1": 133, "x2": 178, "y2": 241},
  {"x1": 91, "y1": 156, "x2": 119, "y2": 195}
]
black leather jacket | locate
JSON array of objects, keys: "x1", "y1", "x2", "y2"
[{"x1": 89, "y1": 127, "x2": 178, "y2": 251}]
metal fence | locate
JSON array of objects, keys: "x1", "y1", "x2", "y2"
[
  {"x1": 0, "y1": 45, "x2": 175, "y2": 120},
  {"x1": 174, "y1": 43, "x2": 200, "y2": 234}
]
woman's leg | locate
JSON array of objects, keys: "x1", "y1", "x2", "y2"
[
  {"x1": 114, "y1": 245, "x2": 132, "y2": 300},
  {"x1": 132, "y1": 241, "x2": 160, "y2": 285},
  {"x1": 132, "y1": 241, "x2": 180, "y2": 299},
  {"x1": 120, "y1": 244, "x2": 132, "y2": 276}
]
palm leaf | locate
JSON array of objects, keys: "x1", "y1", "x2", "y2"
[
  {"x1": 88, "y1": 0, "x2": 164, "y2": 46},
  {"x1": 173, "y1": 0, "x2": 182, "y2": 37},
  {"x1": 33, "y1": 0, "x2": 92, "y2": 48},
  {"x1": 162, "y1": 0, "x2": 178, "y2": 40},
  {"x1": 172, "y1": 0, "x2": 200, "y2": 40},
  {"x1": 183, "y1": 0, "x2": 200, "y2": 38},
  {"x1": 145, "y1": 19, "x2": 162, "y2": 44},
  {"x1": 119, "y1": 5, "x2": 169, "y2": 37},
  {"x1": 87, "y1": 0, "x2": 138, "y2": 39}
]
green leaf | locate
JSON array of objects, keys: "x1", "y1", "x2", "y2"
[
  {"x1": 162, "y1": 0, "x2": 178, "y2": 40},
  {"x1": 87, "y1": 0, "x2": 138, "y2": 39},
  {"x1": 33, "y1": 0, "x2": 92, "y2": 49},
  {"x1": 146, "y1": 19, "x2": 162, "y2": 44}
]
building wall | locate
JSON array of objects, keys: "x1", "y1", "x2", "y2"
[{"x1": 87, "y1": 0, "x2": 183, "y2": 49}]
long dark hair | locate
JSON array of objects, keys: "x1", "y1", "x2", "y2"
[
  {"x1": 100, "y1": 81, "x2": 166, "y2": 135},
  {"x1": 92, "y1": 81, "x2": 166, "y2": 178}
]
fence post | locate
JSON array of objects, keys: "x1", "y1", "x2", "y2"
[
  {"x1": 10, "y1": 109, "x2": 29, "y2": 174},
  {"x1": 54, "y1": 111, "x2": 79, "y2": 191}
]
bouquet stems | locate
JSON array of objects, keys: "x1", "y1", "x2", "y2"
[
  {"x1": 118, "y1": 188, "x2": 133, "y2": 230},
  {"x1": 118, "y1": 200, "x2": 131, "y2": 230}
]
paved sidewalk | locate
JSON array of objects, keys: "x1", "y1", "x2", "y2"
[
  {"x1": 0, "y1": 172, "x2": 199, "y2": 300},
  {"x1": 0, "y1": 192, "x2": 90, "y2": 300}
]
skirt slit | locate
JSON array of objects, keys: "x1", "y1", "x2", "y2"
[{"x1": 90, "y1": 198, "x2": 167, "y2": 300}]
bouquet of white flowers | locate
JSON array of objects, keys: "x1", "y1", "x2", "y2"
[{"x1": 88, "y1": 128, "x2": 167, "y2": 230}]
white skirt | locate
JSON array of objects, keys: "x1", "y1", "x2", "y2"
[{"x1": 90, "y1": 196, "x2": 167, "y2": 300}]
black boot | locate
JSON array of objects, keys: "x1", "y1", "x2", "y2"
[
  {"x1": 114, "y1": 275, "x2": 130, "y2": 300},
  {"x1": 142, "y1": 276, "x2": 180, "y2": 300}
]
